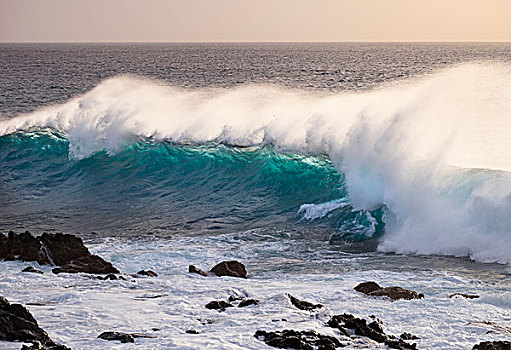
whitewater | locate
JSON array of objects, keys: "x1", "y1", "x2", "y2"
[
  {"x1": 1, "y1": 63, "x2": 511, "y2": 265},
  {"x1": 1, "y1": 43, "x2": 511, "y2": 349}
]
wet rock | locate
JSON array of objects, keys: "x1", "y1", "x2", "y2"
[
  {"x1": 472, "y1": 341, "x2": 511, "y2": 350},
  {"x1": 355, "y1": 282, "x2": 423, "y2": 301},
  {"x1": 228, "y1": 295, "x2": 244, "y2": 302},
  {"x1": 137, "y1": 270, "x2": 158, "y2": 277},
  {"x1": 400, "y1": 332, "x2": 420, "y2": 340},
  {"x1": 254, "y1": 329, "x2": 342, "y2": 350},
  {"x1": 0, "y1": 231, "x2": 46, "y2": 264},
  {"x1": 238, "y1": 299, "x2": 260, "y2": 307},
  {"x1": 0, "y1": 296, "x2": 69, "y2": 349},
  {"x1": 450, "y1": 293, "x2": 479, "y2": 299},
  {"x1": 186, "y1": 329, "x2": 199, "y2": 334},
  {"x1": 98, "y1": 331, "x2": 134, "y2": 343},
  {"x1": 38, "y1": 232, "x2": 89, "y2": 266},
  {"x1": 354, "y1": 281, "x2": 382, "y2": 294},
  {"x1": 327, "y1": 313, "x2": 417, "y2": 349},
  {"x1": 97, "y1": 274, "x2": 118, "y2": 280},
  {"x1": 23, "y1": 266, "x2": 44, "y2": 274},
  {"x1": 52, "y1": 255, "x2": 119, "y2": 274},
  {"x1": 21, "y1": 341, "x2": 70, "y2": 350},
  {"x1": 189, "y1": 265, "x2": 209, "y2": 276},
  {"x1": 210, "y1": 261, "x2": 247, "y2": 278},
  {"x1": 286, "y1": 294, "x2": 322, "y2": 311},
  {"x1": 205, "y1": 300, "x2": 233, "y2": 311}
]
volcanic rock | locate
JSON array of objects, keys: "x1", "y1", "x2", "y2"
[
  {"x1": 189, "y1": 265, "x2": 208, "y2": 276},
  {"x1": 354, "y1": 282, "x2": 423, "y2": 301},
  {"x1": 286, "y1": 294, "x2": 322, "y2": 311},
  {"x1": 98, "y1": 331, "x2": 134, "y2": 343},
  {"x1": 137, "y1": 270, "x2": 158, "y2": 277},
  {"x1": 210, "y1": 261, "x2": 247, "y2": 278},
  {"x1": 0, "y1": 296, "x2": 69, "y2": 349},
  {"x1": 327, "y1": 313, "x2": 417, "y2": 349},
  {"x1": 205, "y1": 300, "x2": 233, "y2": 311},
  {"x1": 23, "y1": 266, "x2": 44, "y2": 274},
  {"x1": 450, "y1": 293, "x2": 479, "y2": 299},
  {"x1": 238, "y1": 299, "x2": 260, "y2": 307},
  {"x1": 472, "y1": 341, "x2": 511, "y2": 350},
  {"x1": 354, "y1": 281, "x2": 382, "y2": 294},
  {"x1": 52, "y1": 255, "x2": 119, "y2": 274},
  {"x1": 254, "y1": 329, "x2": 342, "y2": 350}
]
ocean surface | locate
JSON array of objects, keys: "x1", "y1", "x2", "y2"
[{"x1": 1, "y1": 43, "x2": 511, "y2": 349}]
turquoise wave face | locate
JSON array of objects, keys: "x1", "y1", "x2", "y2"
[{"x1": 0, "y1": 130, "x2": 384, "y2": 240}]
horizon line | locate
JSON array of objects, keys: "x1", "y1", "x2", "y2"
[{"x1": 1, "y1": 40, "x2": 511, "y2": 44}]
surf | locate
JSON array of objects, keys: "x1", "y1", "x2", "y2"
[{"x1": 1, "y1": 62, "x2": 510, "y2": 265}]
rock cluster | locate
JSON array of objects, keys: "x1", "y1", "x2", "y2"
[
  {"x1": 189, "y1": 260, "x2": 247, "y2": 278},
  {"x1": 255, "y1": 329, "x2": 342, "y2": 350},
  {"x1": 0, "y1": 296, "x2": 69, "y2": 349},
  {"x1": 0, "y1": 231, "x2": 118, "y2": 275},
  {"x1": 354, "y1": 281, "x2": 424, "y2": 300},
  {"x1": 472, "y1": 341, "x2": 511, "y2": 350}
]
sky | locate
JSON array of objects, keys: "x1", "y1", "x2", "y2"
[{"x1": 1, "y1": 0, "x2": 510, "y2": 42}]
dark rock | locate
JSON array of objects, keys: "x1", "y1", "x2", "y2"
[
  {"x1": 450, "y1": 293, "x2": 479, "y2": 299},
  {"x1": 38, "y1": 232, "x2": 89, "y2": 266},
  {"x1": 23, "y1": 266, "x2": 44, "y2": 274},
  {"x1": 186, "y1": 329, "x2": 199, "y2": 334},
  {"x1": 473, "y1": 341, "x2": 511, "y2": 350},
  {"x1": 210, "y1": 261, "x2": 247, "y2": 278},
  {"x1": 98, "y1": 331, "x2": 134, "y2": 343},
  {"x1": 0, "y1": 231, "x2": 46, "y2": 264},
  {"x1": 400, "y1": 332, "x2": 420, "y2": 340},
  {"x1": 52, "y1": 255, "x2": 119, "y2": 274},
  {"x1": 354, "y1": 281, "x2": 382, "y2": 294},
  {"x1": 228, "y1": 295, "x2": 244, "y2": 302},
  {"x1": 369, "y1": 286, "x2": 423, "y2": 301},
  {"x1": 205, "y1": 300, "x2": 233, "y2": 311},
  {"x1": 286, "y1": 294, "x2": 322, "y2": 311},
  {"x1": 189, "y1": 265, "x2": 208, "y2": 277},
  {"x1": 238, "y1": 299, "x2": 260, "y2": 307},
  {"x1": 97, "y1": 274, "x2": 118, "y2": 280},
  {"x1": 21, "y1": 340, "x2": 70, "y2": 350},
  {"x1": 327, "y1": 313, "x2": 417, "y2": 349},
  {"x1": 137, "y1": 270, "x2": 158, "y2": 277},
  {"x1": 254, "y1": 329, "x2": 342, "y2": 350},
  {"x1": 0, "y1": 296, "x2": 69, "y2": 349}
]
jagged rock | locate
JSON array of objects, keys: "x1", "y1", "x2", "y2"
[
  {"x1": 354, "y1": 282, "x2": 423, "y2": 300},
  {"x1": 23, "y1": 266, "x2": 44, "y2": 274},
  {"x1": 400, "y1": 332, "x2": 420, "y2": 340},
  {"x1": 98, "y1": 331, "x2": 134, "y2": 343},
  {"x1": 189, "y1": 265, "x2": 209, "y2": 276},
  {"x1": 205, "y1": 300, "x2": 233, "y2": 311},
  {"x1": 369, "y1": 287, "x2": 423, "y2": 301},
  {"x1": 0, "y1": 231, "x2": 46, "y2": 264},
  {"x1": 327, "y1": 313, "x2": 417, "y2": 349},
  {"x1": 0, "y1": 296, "x2": 69, "y2": 349},
  {"x1": 473, "y1": 341, "x2": 511, "y2": 350},
  {"x1": 52, "y1": 255, "x2": 119, "y2": 274},
  {"x1": 254, "y1": 329, "x2": 342, "y2": 350},
  {"x1": 137, "y1": 270, "x2": 158, "y2": 277},
  {"x1": 1, "y1": 231, "x2": 119, "y2": 275},
  {"x1": 38, "y1": 232, "x2": 89, "y2": 266},
  {"x1": 21, "y1": 340, "x2": 70, "y2": 350},
  {"x1": 238, "y1": 299, "x2": 260, "y2": 307},
  {"x1": 210, "y1": 261, "x2": 247, "y2": 278},
  {"x1": 286, "y1": 294, "x2": 322, "y2": 311},
  {"x1": 450, "y1": 293, "x2": 479, "y2": 299},
  {"x1": 354, "y1": 281, "x2": 382, "y2": 294}
]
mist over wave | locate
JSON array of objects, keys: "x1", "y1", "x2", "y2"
[{"x1": 1, "y1": 63, "x2": 511, "y2": 264}]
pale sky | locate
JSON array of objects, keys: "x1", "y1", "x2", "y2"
[{"x1": 1, "y1": 0, "x2": 510, "y2": 42}]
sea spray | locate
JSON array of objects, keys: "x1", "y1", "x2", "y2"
[{"x1": 1, "y1": 63, "x2": 511, "y2": 264}]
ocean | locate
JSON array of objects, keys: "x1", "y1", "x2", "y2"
[{"x1": 0, "y1": 43, "x2": 510, "y2": 349}]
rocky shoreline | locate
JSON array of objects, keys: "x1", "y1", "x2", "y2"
[{"x1": 1, "y1": 230, "x2": 509, "y2": 350}]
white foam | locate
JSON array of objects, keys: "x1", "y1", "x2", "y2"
[
  {"x1": 298, "y1": 199, "x2": 348, "y2": 220},
  {"x1": 1, "y1": 63, "x2": 511, "y2": 264}
]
